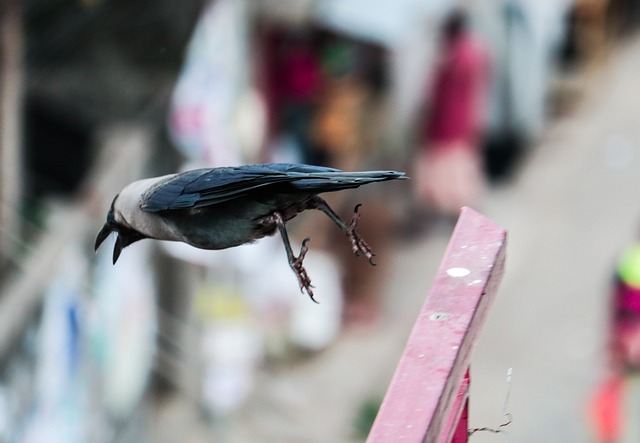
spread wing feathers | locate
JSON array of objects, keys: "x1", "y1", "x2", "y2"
[{"x1": 140, "y1": 163, "x2": 406, "y2": 213}]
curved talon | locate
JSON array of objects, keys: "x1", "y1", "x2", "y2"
[
  {"x1": 292, "y1": 237, "x2": 318, "y2": 301},
  {"x1": 300, "y1": 283, "x2": 319, "y2": 303},
  {"x1": 295, "y1": 268, "x2": 314, "y2": 293},
  {"x1": 305, "y1": 197, "x2": 383, "y2": 298}
]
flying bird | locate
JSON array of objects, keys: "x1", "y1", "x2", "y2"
[{"x1": 95, "y1": 163, "x2": 407, "y2": 302}]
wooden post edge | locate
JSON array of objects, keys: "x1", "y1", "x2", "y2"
[{"x1": 367, "y1": 207, "x2": 507, "y2": 443}]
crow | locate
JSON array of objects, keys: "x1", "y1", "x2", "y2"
[{"x1": 95, "y1": 163, "x2": 407, "y2": 302}]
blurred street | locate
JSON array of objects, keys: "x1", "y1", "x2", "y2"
[
  {"x1": 149, "y1": 34, "x2": 640, "y2": 443},
  {"x1": 472, "y1": 34, "x2": 640, "y2": 442}
]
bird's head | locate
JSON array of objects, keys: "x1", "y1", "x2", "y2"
[{"x1": 95, "y1": 194, "x2": 148, "y2": 264}]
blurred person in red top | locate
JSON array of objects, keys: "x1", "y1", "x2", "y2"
[{"x1": 414, "y1": 9, "x2": 490, "y2": 219}]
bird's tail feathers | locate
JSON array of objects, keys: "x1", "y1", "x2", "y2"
[{"x1": 292, "y1": 170, "x2": 408, "y2": 192}]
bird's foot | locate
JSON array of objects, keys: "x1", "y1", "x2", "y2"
[
  {"x1": 290, "y1": 238, "x2": 317, "y2": 303},
  {"x1": 347, "y1": 204, "x2": 376, "y2": 265}
]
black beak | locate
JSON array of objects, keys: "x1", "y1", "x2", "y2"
[
  {"x1": 98, "y1": 226, "x2": 147, "y2": 264},
  {"x1": 95, "y1": 222, "x2": 145, "y2": 264},
  {"x1": 95, "y1": 195, "x2": 143, "y2": 265},
  {"x1": 94, "y1": 222, "x2": 124, "y2": 264},
  {"x1": 113, "y1": 234, "x2": 125, "y2": 264},
  {"x1": 95, "y1": 223, "x2": 114, "y2": 252}
]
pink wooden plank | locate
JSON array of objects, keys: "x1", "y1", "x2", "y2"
[
  {"x1": 441, "y1": 370, "x2": 470, "y2": 443},
  {"x1": 367, "y1": 207, "x2": 506, "y2": 443},
  {"x1": 450, "y1": 398, "x2": 469, "y2": 443}
]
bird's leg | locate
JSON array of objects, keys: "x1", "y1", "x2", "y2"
[
  {"x1": 272, "y1": 212, "x2": 317, "y2": 303},
  {"x1": 308, "y1": 196, "x2": 376, "y2": 265}
]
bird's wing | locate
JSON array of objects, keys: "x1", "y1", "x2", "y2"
[{"x1": 140, "y1": 164, "x2": 342, "y2": 212}]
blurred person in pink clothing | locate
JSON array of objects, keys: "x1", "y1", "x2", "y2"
[
  {"x1": 589, "y1": 242, "x2": 640, "y2": 443},
  {"x1": 415, "y1": 9, "x2": 491, "y2": 218}
]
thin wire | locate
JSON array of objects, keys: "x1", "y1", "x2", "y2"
[{"x1": 468, "y1": 368, "x2": 514, "y2": 438}]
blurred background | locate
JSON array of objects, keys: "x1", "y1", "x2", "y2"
[{"x1": 2, "y1": 0, "x2": 640, "y2": 441}]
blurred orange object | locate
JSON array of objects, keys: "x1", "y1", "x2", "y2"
[{"x1": 590, "y1": 375, "x2": 621, "y2": 443}]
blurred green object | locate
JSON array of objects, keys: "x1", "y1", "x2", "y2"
[
  {"x1": 619, "y1": 244, "x2": 640, "y2": 288},
  {"x1": 354, "y1": 396, "x2": 382, "y2": 439},
  {"x1": 322, "y1": 42, "x2": 356, "y2": 78}
]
